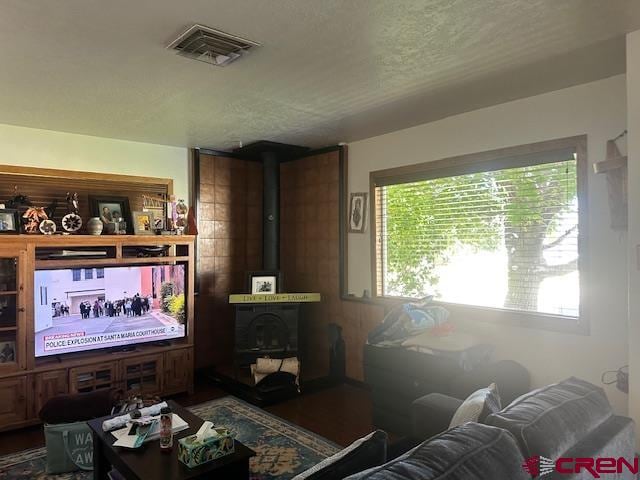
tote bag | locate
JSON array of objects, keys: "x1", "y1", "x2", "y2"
[{"x1": 44, "y1": 421, "x2": 93, "y2": 474}]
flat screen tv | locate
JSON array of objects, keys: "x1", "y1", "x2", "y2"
[{"x1": 34, "y1": 264, "x2": 186, "y2": 358}]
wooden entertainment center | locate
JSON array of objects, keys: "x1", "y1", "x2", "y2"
[{"x1": 0, "y1": 234, "x2": 195, "y2": 432}]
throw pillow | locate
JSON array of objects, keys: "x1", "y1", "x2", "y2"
[
  {"x1": 292, "y1": 430, "x2": 387, "y2": 480},
  {"x1": 449, "y1": 383, "x2": 501, "y2": 428}
]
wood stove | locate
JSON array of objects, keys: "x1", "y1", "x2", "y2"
[{"x1": 234, "y1": 303, "x2": 300, "y2": 367}]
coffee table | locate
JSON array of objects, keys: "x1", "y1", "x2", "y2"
[{"x1": 87, "y1": 400, "x2": 255, "y2": 480}]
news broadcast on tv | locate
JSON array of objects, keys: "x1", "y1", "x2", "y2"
[{"x1": 34, "y1": 264, "x2": 186, "y2": 357}]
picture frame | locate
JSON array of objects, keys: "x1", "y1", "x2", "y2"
[
  {"x1": 348, "y1": 192, "x2": 368, "y2": 233},
  {"x1": 152, "y1": 211, "x2": 165, "y2": 232},
  {"x1": 0, "y1": 209, "x2": 19, "y2": 234},
  {"x1": 89, "y1": 195, "x2": 133, "y2": 235},
  {"x1": 0, "y1": 341, "x2": 15, "y2": 363},
  {"x1": 132, "y1": 211, "x2": 154, "y2": 235},
  {"x1": 247, "y1": 271, "x2": 282, "y2": 295}
]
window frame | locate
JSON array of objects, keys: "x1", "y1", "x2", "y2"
[{"x1": 369, "y1": 136, "x2": 589, "y2": 334}]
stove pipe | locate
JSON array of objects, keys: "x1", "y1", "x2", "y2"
[{"x1": 233, "y1": 141, "x2": 309, "y2": 273}]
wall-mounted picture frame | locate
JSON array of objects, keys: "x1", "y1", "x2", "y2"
[
  {"x1": 132, "y1": 211, "x2": 154, "y2": 235},
  {"x1": 247, "y1": 271, "x2": 282, "y2": 295},
  {"x1": 348, "y1": 192, "x2": 368, "y2": 233},
  {"x1": 0, "y1": 209, "x2": 19, "y2": 234},
  {"x1": 89, "y1": 195, "x2": 132, "y2": 235}
]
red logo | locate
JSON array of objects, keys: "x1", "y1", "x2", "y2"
[{"x1": 522, "y1": 456, "x2": 638, "y2": 478}]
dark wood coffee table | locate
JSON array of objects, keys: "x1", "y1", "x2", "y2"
[{"x1": 87, "y1": 400, "x2": 255, "y2": 480}]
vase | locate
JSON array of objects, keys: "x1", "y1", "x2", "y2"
[{"x1": 86, "y1": 217, "x2": 103, "y2": 235}]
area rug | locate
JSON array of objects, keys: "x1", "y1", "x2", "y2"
[{"x1": 0, "y1": 396, "x2": 340, "y2": 480}]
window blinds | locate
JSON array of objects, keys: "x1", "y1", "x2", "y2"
[{"x1": 375, "y1": 157, "x2": 579, "y2": 317}]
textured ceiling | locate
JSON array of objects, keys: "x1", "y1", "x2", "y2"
[{"x1": 0, "y1": 0, "x2": 639, "y2": 150}]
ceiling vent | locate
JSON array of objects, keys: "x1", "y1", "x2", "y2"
[{"x1": 167, "y1": 24, "x2": 260, "y2": 67}]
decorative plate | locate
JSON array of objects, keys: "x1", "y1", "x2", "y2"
[
  {"x1": 62, "y1": 213, "x2": 82, "y2": 233},
  {"x1": 39, "y1": 219, "x2": 56, "y2": 235}
]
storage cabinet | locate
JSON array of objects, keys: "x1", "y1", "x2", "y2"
[
  {"x1": 0, "y1": 376, "x2": 28, "y2": 426},
  {"x1": 0, "y1": 234, "x2": 195, "y2": 431},
  {"x1": 70, "y1": 362, "x2": 119, "y2": 394},
  {"x1": 34, "y1": 370, "x2": 68, "y2": 415},
  {"x1": 164, "y1": 348, "x2": 193, "y2": 394},
  {"x1": 121, "y1": 354, "x2": 163, "y2": 395}
]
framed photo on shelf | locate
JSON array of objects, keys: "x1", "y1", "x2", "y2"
[
  {"x1": 0, "y1": 341, "x2": 15, "y2": 363},
  {"x1": 0, "y1": 209, "x2": 19, "y2": 234},
  {"x1": 132, "y1": 211, "x2": 154, "y2": 235},
  {"x1": 348, "y1": 192, "x2": 368, "y2": 233},
  {"x1": 89, "y1": 196, "x2": 132, "y2": 235},
  {"x1": 247, "y1": 271, "x2": 282, "y2": 295}
]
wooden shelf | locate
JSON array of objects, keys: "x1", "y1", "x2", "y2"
[
  {"x1": 35, "y1": 258, "x2": 115, "y2": 268},
  {"x1": 34, "y1": 342, "x2": 193, "y2": 372},
  {"x1": 0, "y1": 326, "x2": 17, "y2": 333},
  {"x1": 34, "y1": 255, "x2": 189, "y2": 269},
  {"x1": 0, "y1": 292, "x2": 17, "y2": 296},
  {"x1": 0, "y1": 234, "x2": 195, "y2": 247},
  {"x1": 120, "y1": 256, "x2": 189, "y2": 264}
]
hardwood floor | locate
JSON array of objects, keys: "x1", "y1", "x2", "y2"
[{"x1": 0, "y1": 382, "x2": 373, "y2": 457}]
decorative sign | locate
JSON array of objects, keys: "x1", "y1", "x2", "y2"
[{"x1": 228, "y1": 293, "x2": 321, "y2": 304}]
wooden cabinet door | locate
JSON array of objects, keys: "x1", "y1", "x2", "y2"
[
  {"x1": 120, "y1": 354, "x2": 163, "y2": 395},
  {"x1": 164, "y1": 348, "x2": 193, "y2": 394},
  {"x1": 0, "y1": 249, "x2": 26, "y2": 373},
  {"x1": 69, "y1": 362, "x2": 119, "y2": 394},
  {"x1": 34, "y1": 370, "x2": 68, "y2": 415},
  {"x1": 0, "y1": 376, "x2": 28, "y2": 427}
]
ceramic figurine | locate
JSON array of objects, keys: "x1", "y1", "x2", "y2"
[
  {"x1": 39, "y1": 219, "x2": 56, "y2": 235},
  {"x1": 62, "y1": 192, "x2": 82, "y2": 233},
  {"x1": 22, "y1": 207, "x2": 48, "y2": 234},
  {"x1": 66, "y1": 192, "x2": 79, "y2": 214}
]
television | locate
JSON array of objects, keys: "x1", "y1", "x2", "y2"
[{"x1": 34, "y1": 264, "x2": 186, "y2": 358}]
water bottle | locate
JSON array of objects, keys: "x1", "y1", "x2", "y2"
[{"x1": 159, "y1": 406, "x2": 173, "y2": 452}]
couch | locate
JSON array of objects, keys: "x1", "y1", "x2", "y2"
[
  {"x1": 343, "y1": 377, "x2": 636, "y2": 480},
  {"x1": 364, "y1": 341, "x2": 530, "y2": 436}
]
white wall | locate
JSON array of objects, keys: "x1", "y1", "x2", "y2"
[
  {"x1": 348, "y1": 75, "x2": 629, "y2": 413},
  {"x1": 626, "y1": 30, "x2": 640, "y2": 442},
  {"x1": 0, "y1": 123, "x2": 189, "y2": 200}
]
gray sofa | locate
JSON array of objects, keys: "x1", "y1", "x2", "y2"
[{"x1": 346, "y1": 377, "x2": 635, "y2": 480}]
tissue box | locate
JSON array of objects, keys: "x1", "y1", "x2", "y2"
[{"x1": 177, "y1": 428, "x2": 235, "y2": 468}]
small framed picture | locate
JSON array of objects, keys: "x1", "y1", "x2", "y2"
[
  {"x1": 152, "y1": 212, "x2": 165, "y2": 231},
  {"x1": 348, "y1": 192, "x2": 368, "y2": 233},
  {"x1": 0, "y1": 209, "x2": 19, "y2": 234},
  {"x1": 0, "y1": 341, "x2": 15, "y2": 363},
  {"x1": 89, "y1": 196, "x2": 133, "y2": 235},
  {"x1": 132, "y1": 211, "x2": 154, "y2": 235},
  {"x1": 248, "y1": 271, "x2": 282, "y2": 295}
]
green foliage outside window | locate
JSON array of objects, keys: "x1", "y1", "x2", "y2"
[{"x1": 382, "y1": 160, "x2": 578, "y2": 313}]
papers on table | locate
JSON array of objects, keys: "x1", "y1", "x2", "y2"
[
  {"x1": 102, "y1": 401, "x2": 169, "y2": 432},
  {"x1": 112, "y1": 413, "x2": 189, "y2": 448}
]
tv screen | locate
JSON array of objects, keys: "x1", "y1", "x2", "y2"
[{"x1": 34, "y1": 264, "x2": 186, "y2": 357}]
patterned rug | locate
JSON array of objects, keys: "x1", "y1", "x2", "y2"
[{"x1": 0, "y1": 396, "x2": 340, "y2": 480}]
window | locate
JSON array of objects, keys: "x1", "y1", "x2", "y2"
[
  {"x1": 96, "y1": 268, "x2": 104, "y2": 279},
  {"x1": 84, "y1": 268, "x2": 93, "y2": 280},
  {"x1": 72, "y1": 269, "x2": 81, "y2": 282},
  {"x1": 372, "y1": 138, "x2": 585, "y2": 322}
]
